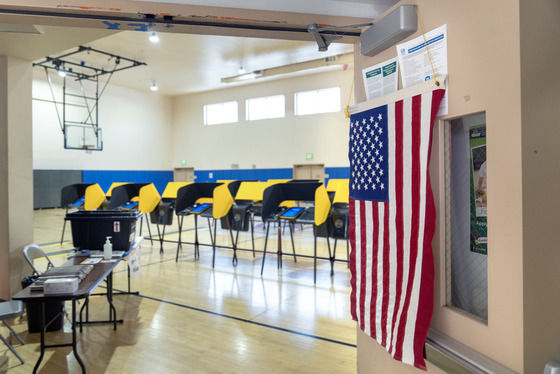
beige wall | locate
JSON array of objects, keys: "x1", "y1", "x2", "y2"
[
  {"x1": 519, "y1": 0, "x2": 560, "y2": 372},
  {"x1": 0, "y1": 56, "x2": 33, "y2": 299},
  {"x1": 171, "y1": 68, "x2": 354, "y2": 171},
  {"x1": 354, "y1": 0, "x2": 524, "y2": 372}
]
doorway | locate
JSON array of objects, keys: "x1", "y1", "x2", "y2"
[
  {"x1": 174, "y1": 167, "x2": 195, "y2": 182},
  {"x1": 293, "y1": 164, "x2": 325, "y2": 183}
]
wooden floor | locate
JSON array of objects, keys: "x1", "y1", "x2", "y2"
[{"x1": 1, "y1": 208, "x2": 356, "y2": 373}]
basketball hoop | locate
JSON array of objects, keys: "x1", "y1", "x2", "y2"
[{"x1": 83, "y1": 145, "x2": 94, "y2": 154}]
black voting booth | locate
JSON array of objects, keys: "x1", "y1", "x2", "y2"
[
  {"x1": 175, "y1": 182, "x2": 222, "y2": 262},
  {"x1": 260, "y1": 182, "x2": 336, "y2": 283},
  {"x1": 60, "y1": 183, "x2": 95, "y2": 245},
  {"x1": 218, "y1": 181, "x2": 248, "y2": 231},
  {"x1": 174, "y1": 182, "x2": 241, "y2": 267}
]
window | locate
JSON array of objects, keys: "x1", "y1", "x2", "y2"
[
  {"x1": 294, "y1": 87, "x2": 340, "y2": 116},
  {"x1": 246, "y1": 95, "x2": 285, "y2": 121},
  {"x1": 444, "y1": 112, "x2": 488, "y2": 322},
  {"x1": 203, "y1": 101, "x2": 238, "y2": 125}
]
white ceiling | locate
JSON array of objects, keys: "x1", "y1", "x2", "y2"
[{"x1": 0, "y1": 0, "x2": 399, "y2": 96}]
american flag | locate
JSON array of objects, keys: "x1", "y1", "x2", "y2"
[{"x1": 349, "y1": 85, "x2": 445, "y2": 370}]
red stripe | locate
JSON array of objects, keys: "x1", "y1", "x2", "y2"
[
  {"x1": 369, "y1": 202, "x2": 379, "y2": 339},
  {"x1": 380, "y1": 201, "x2": 390, "y2": 345},
  {"x1": 412, "y1": 91, "x2": 440, "y2": 369},
  {"x1": 389, "y1": 99, "x2": 405, "y2": 355},
  {"x1": 359, "y1": 200, "x2": 367, "y2": 332},
  {"x1": 349, "y1": 199, "x2": 357, "y2": 321}
]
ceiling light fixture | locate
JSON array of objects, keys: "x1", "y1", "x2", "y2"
[
  {"x1": 149, "y1": 31, "x2": 159, "y2": 43},
  {"x1": 150, "y1": 82, "x2": 158, "y2": 91},
  {"x1": 57, "y1": 69, "x2": 66, "y2": 77},
  {"x1": 238, "y1": 65, "x2": 246, "y2": 74},
  {"x1": 221, "y1": 53, "x2": 352, "y2": 84},
  {"x1": 221, "y1": 70, "x2": 262, "y2": 84}
]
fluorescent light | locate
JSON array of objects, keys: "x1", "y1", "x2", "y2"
[
  {"x1": 221, "y1": 70, "x2": 262, "y2": 84},
  {"x1": 149, "y1": 31, "x2": 159, "y2": 43}
]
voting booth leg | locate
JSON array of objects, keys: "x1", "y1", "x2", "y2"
[
  {"x1": 175, "y1": 216, "x2": 183, "y2": 262},
  {"x1": 226, "y1": 216, "x2": 238, "y2": 266},
  {"x1": 260, "y1": 222, "x2": 271, "y2": 275},
  {"x1": 288, "y1": 222, "x2": 297, "y2": 263},
  {"x1": 327, "y1": 237, "x2": 334, "y2": 277},
  {"x1": 155, "y1": 223, "x2": 165, "y2": 254},
  {"x1": 60, "y1": 208, "x2": 69, "y2": 245},
  {"x1": 140, "y1": 216, "x2": 153, "y2": 246},
  {"x1": 313, "y1": 235, "x2": 318, "y2": 284},
  {"x1": 277, "y1": 222, "x2": 283, "y2": 270},
  {"x1": 210, "y1": 219, "x2": 217, "y2": 268},
  {"x1": 250, "y1": 214, "x2": 255, "y2": 257},
  {"x1": 146, "y1": 215, "x2": 154, "y2": 246},
  {"x1": 195, "y1": 215, "x2": 200, "y2": 259}
]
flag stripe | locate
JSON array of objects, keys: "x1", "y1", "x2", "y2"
[
  {"x1": 359, "y1": 200, "x2": 367, "y2": 331},
  {"x1": 349, "y1": 87, "x2": 445, "y2": 370},
  {"x1": 370, "y1": 203, "x2": 379, "y2": 340}
]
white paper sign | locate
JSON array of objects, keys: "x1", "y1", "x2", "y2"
[
  {"x1": 397, "y1": 24, "x2": 448, "y2": 116},
  {"x1": 362, "y1": 57, "x2": 399, "y2": 101},
  {"x1": 127, "y1": 252, "x2": 141, "y2": 279}
]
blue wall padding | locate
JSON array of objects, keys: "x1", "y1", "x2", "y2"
[
  {"x1": 194, "y1": 168, "x2": 293, "y2": 182},
  {"x1": 82, "y1": 167, "x2": 350, "y2": 192},
  {"x1": 82, "y1": 170, "x2": 173, "y2": 194}
]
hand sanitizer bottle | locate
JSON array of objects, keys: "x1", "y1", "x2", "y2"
[{"x1": 104, "y1": 236, "x2": 113, "y2": 260}]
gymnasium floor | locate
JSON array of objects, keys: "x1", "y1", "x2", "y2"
[{"x1": 0, "y1": 208, "x2": 356, "y2": 373}]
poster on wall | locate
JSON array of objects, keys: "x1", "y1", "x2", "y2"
[
  {"x1": 396, "y1": 24, "x2": 448, "y2": 116},
  {"x1": 361, "y1": 57, "x2": 399, "y2": 100},
  {"x1": 470, "y1": 125, "x2": 487, "y2": 254}
]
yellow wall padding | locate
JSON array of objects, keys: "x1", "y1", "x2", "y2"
[
  {"x1": 139, "y1": 183, "x2": 161, "y2": 214},
  {"x1": 314, "y1": 185, "x2": 331, "y2": 226},
  {"x1": 162, "y1": 182, "x2": 192, "y2": 199},
  {"x1": 84, "y1": 184, "x2": 106, "y2": 211},
  {"x1": 332, "y1": 180, "x2": 350, "y2": 204},
  {"x1": 106, "y1": 182, "x2": 129, "y2": 197},
  {"x1": 235, "y1": 181, "x2": 267, "y2": 201},
  {"x1": 212, "y1": 184, "x2": 234, "y2": 219},
  {"x1": 326, "y1": 178, "x2": 349, "y2": 192}
]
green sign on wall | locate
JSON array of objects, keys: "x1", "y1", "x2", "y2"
[{"x1": 469, "y1": 125, "x2": 487, "y2": 254}]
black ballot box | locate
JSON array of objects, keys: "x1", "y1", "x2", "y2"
[{"x1": 65, "y1": 210, "x2": 141, "y2": 251}]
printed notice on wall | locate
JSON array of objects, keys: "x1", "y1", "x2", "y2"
[
  {"x1": 361, "y1": 57, "x2": 399, "y2": 101},
  {"x1": 396, "y1": 24, "x2": 448, "y2": 116}
]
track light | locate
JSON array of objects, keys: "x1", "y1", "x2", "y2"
[
  {"x1": 149, "y1": 31, "x2": 159, "y2": 43},
  {"x1": 150, "y1": 82, "x2": 158, "y2": 91}
]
